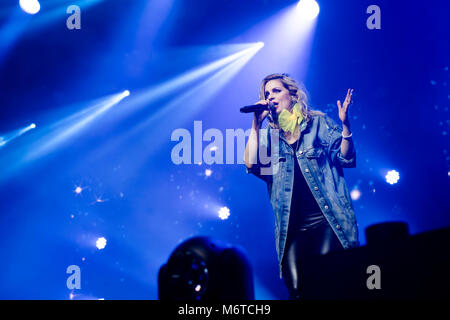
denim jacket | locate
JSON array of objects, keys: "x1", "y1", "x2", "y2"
[{"x1": 246, "y1": 114, "x2": 359, "y2": 278}]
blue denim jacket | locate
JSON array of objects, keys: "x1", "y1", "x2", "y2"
[{"x1": 246, "y1": 115, "x2": 359, "y2": 278}]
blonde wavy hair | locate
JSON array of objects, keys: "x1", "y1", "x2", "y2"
[{"x1": 259, "y1": 73, "x2": 324, "y2": 127}]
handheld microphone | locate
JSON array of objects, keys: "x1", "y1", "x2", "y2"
[{"x1": 240, "y1": 102, "x2": 273, "y2": 113}]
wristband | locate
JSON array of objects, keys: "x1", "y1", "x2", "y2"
[{"x1": 342, "y1": 132, "x2": 353, "y2": 139}]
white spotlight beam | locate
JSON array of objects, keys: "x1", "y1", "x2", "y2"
[
  {"x1": 0, "y1": 123, "x2": 37, "y2": 148},
  {"x1": 229, "y1": 3, "x2": 318, "y2": 80},
  {"x1": 87, "y1": 43, "x2": 264, "y2": 166},
  {"x1": 24, "y1": 90, "x2": 130, "y2": 162},
  {"x1": 115, "y1": 43, "x2": 263, "y2": 172},
  {"x1": 146, "y1": 43, "x2": 262, "y2": 130},
  {"x1": 0, "y1": 90, "x2": 130, "y2": 185},
  {"x1": 296, "y1": 0, "x2": 320, "y2": 21},
  {"x1": 19, "y1": 0, "x2": 40, "y2": 15},
  {"x1": 120, "y1": 43, "x2": 265, "y2": 117}
]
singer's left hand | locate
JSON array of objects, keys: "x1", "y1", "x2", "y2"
[{"x1": 337, "y1": 88, "x2": 354, "y2": 126}]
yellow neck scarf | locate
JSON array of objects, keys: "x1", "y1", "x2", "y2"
[{"x1": 278, "y1": 103, "x2": 303, "y2": 134}]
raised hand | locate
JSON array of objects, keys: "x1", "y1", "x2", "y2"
[{"x1": 337, "y1": 88, "x2": 354, "y2": 126}]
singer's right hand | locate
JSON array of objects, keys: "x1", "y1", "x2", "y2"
[{"x1": 253, "y1": 100, "x2": 270, "y2": 125}]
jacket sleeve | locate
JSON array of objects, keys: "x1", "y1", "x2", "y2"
[
  {"x1": 245, "y1": 127, "x2": 273, "y2": 183},
  {"x1": 323, "y1": 116, "x2": 356, "y2": 168}
]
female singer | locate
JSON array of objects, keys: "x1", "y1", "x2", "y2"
[{"x1": 244, "y1": 73, "x2": 359, "y2": 299}]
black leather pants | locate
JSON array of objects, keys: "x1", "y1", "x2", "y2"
[{"x1": 281, "y1": 215, "x2": 344, "y2": 300}]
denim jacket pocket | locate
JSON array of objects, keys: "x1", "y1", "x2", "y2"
[
  {"x1": 304, "y1": 148, "x2": 326, "y2": 182},
  {"x1": 305, "y1": 147, "x2": 324, "y2": 159}
]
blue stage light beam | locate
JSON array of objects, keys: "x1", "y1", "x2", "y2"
[
  {"x1": 139, "y1": 42, "x2": 264, "y2": 128},
  {"x1": 0, "y1": 6, "x2": 34, "y2": 65},
  {"x1": 24, "y1": 90, "x2": 130, "y2": 162},
  {"x1": 231, "y1": 3, "x2": 319, "y2": 80},
  {"x1": 260, "y1": 3, "x2": 318, "y2": 76},
  {"x1": 129, "y1": 0, "x2": 175, "y2": 73},
  {"x1": 0, "y1": 90, "x2": 130, "y2": 185},
  {"x1": 89, "y1": 42, "x2": 264, "y2": 169},
  {"x1": 122, "y1": 43, "x2": 265, "y2": 116},
  {"x1": 134, "y1": 44, "x2": 263, "y2": 166},
  {"x1": 0, "y1": 123, "x2": 37, "y2": 148},
  {"x1": 83, "y1": 42, "x2": 264, "y2": 165}
]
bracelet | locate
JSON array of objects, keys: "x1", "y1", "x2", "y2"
[{"x1": 342, "y1": 132, "x2": 353, "y2": 139}]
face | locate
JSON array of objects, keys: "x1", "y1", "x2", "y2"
[{"x1": 264, "y1": 79, "x2": 293, "y2": 114}]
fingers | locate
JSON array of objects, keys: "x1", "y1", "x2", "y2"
[
  {"x1": 346, "y1": 88, "x2": 354, "y2": 101},
  {"x1": 338, "y1": 89, "x2": 354, "y2": 119},
  {"x1": 258, "y1": 110, "x2": 270, "y2": 123},
  {"x1": 255, "y1": 100, "x2": 269, "y2": 106},
  {"x1": 254, "y1": 107, "x2": 270, "y2": 121}
]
